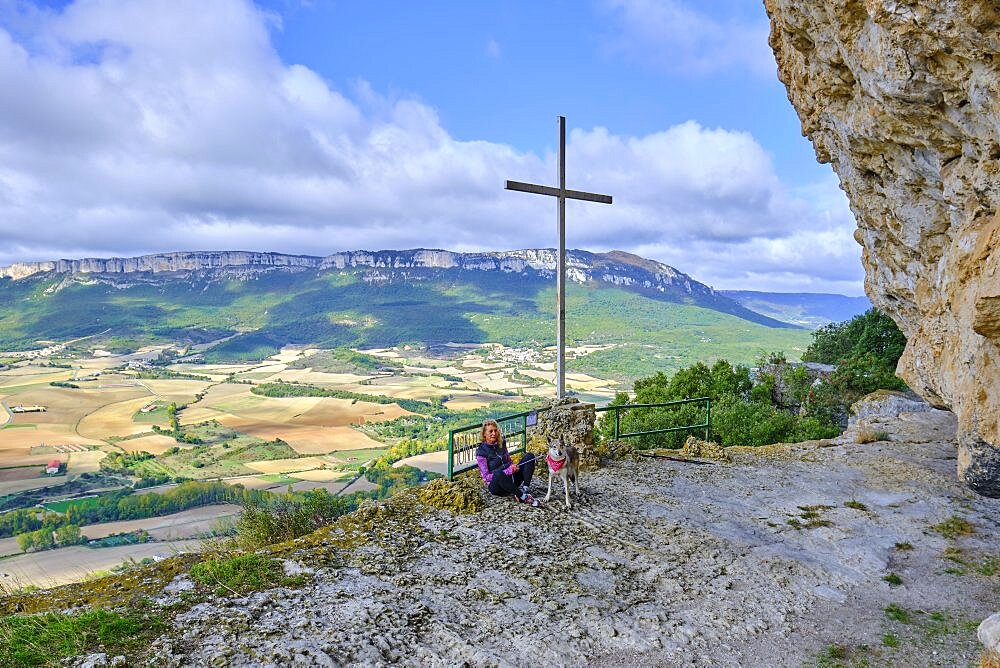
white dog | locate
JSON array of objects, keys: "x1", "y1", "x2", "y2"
[{"x1": 544, "y1": 436, "x2": 580, "y2": 509}]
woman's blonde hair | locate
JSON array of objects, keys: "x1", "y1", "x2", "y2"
[{"x1": 480, "y1": 419, "x2": 504, "y2": 446}]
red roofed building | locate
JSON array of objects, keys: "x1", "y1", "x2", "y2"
[{"x1": 46, "y1": 460, "x2": 61, "y2": 475}]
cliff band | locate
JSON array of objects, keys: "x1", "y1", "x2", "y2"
[{"x1": 765, "y1": 0, "x2": 1000, "y2": 496}]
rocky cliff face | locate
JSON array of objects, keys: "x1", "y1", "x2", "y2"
[
  {"x1": 765, "y1": 0, "x2": 1000, "y2": 496},
  {"x1": 0, "y1": 248, "x2": 713, "y2": 301}
]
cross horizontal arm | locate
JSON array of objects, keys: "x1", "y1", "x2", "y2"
[{"x1": 505, "y1": 180, "x2": 612, "y2": 204}]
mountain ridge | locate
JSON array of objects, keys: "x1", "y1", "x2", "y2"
[
  {"x1": 722, "y1": 290, "x2": 872, "y2": 328},
  {"x1": 0, "y1": 248, "x2": 794, "y2": 330}
]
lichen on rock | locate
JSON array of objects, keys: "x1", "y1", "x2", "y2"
[
  {"x1": 681, "y1": 436, "x2": 731, "y2": 462},
  {"x1": 765, "y1": 0, "x2": 1000, "y2": 496},
  {"x1": 528, "y1": 397, "x2": 598, "y2": 468},
  {"x1": 417, "y1": 476, "x2": 486, "y2": 513}
]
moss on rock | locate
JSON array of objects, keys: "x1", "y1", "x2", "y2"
[
  {"x1": 417, "y1": 476, "x2": 486, "y2": 514},
  {"x1": 682, "y1": 436, "x2": 731, "y2": 462}
]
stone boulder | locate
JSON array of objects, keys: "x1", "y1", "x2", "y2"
[
  {"x1": 765, "y1": 0, "x2": 1000, "y2": 496},
  {"x1": 527, "y1": 397, "x2": 597, "y2": 468}
]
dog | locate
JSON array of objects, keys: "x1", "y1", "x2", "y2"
[{"x1": 544, "y1": 436, "x2": 580, "y2": 509}]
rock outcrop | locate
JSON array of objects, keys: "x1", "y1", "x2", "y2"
[
  {"x1": 0, "y1": 248, "x2": 707, "y2": 299},
  {"x1": 765, "y1": 1, "x2": 1000, "y2": 496}
]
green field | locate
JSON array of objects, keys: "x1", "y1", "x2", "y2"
[
  {"x1": 257, "y1": 474, "x2": 299, "y2": 484},
  {"x1": 131, "y1": 404, "x2": 168, "y2": 424},
  {"x1": 328, "y1": 447, "x2": 388, "y2": 468},
  {"x1": 42, "y1": 496, "x2": 101, "y2": 513}
]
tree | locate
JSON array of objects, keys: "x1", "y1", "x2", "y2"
[
  {"x1": 803, "y1": 308, "x2": 906, "y2": 369},
  {"x1": 54, "y1": 524, "x2": 82, "y2": 546},
  {"x1": 16, "y1": 532, "x2": 34, "y2": 552}
]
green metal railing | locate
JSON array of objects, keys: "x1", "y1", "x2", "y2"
[
  {"x1": 447, "y1": 410, "x2": 533, "y2": 480},
  {"x1": 445, "y1": 397, "x2": 711, "y2": 480},
  {"x1": 595, "y1": 396, "x2": 711, "y2": 442}
]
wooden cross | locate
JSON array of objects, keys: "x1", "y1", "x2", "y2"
[{"x1": 505, "y1": 116, "x2": 613, "y2": 399}]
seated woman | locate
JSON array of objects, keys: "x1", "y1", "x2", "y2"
[{"x1": 475, "y1": 419, "x2": 538, "y2": 506}]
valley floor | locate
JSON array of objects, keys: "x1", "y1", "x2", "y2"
[{"x1": 140, "y1": 407, "x2": 998, "y2": 667}]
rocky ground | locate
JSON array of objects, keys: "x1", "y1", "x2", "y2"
[{"x1": 77, "y1": 400, "x2": 998, "y2": 667}]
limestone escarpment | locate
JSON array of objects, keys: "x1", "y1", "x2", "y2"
[
  {"x1": 0, "y1": 249, "x2": 722, "y2": 306},
  {"x1": 765, "y1": 0, "x2": 1000, "y2": 495}
]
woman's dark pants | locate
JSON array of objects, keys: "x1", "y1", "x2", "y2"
[{"x1": 487, "y1": 452, "x2": 536, "y2": 496}]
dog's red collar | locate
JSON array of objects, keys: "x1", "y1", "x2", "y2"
[{"x1": 546, "y1": 454, "x2": 566, "y2": 472}]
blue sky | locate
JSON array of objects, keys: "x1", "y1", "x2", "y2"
[
  {"x1": 0, "y1": 0, "x2": 864, "y2": 294},
  {"x1": 265, "y1": 0, "x2": 818, "y2": 185}
]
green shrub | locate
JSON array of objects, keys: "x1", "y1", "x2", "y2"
[{"x1": 235, "y1": 488, "x2": 354, "y2": 549}]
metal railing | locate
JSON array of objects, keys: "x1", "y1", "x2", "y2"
[
  {"x1": 445, "y1": 397, "x2": 711, "y2": 480},
  {"x1": 595, "y1": 396, "x2": 711, "y2": 442},
  {"x1": 447, "y1": 410, "x2": 533, "y2": 480}
]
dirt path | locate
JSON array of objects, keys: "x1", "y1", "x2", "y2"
[{"x1": 144, "y1": 406, "x2": 998, "y2": 667}]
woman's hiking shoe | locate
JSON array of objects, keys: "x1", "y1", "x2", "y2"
[{"x1": 516, "y1": 492, "x2": 539, "y2": 508}]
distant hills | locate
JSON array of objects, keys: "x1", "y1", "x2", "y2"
[
  {"x1": 0, "y1": 249, "x2": 825, "y2": 380},
  {"x1": 721, "y1": 291, "x2": 872, "y2": 328}
]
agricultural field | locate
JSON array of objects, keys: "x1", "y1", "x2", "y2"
[
  {"x1": 78, "y1": 504, "x2": 241, "y2": 540},
  {"x1": 0, "y1": 340, "x2": 620, "y2": 515},
  {"x1": 0, "y1": 539, "x2": 204, "y2": 589}
]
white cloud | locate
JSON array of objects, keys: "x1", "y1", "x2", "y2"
[
  {"x1": 485, "y1": 39, "x2": 501, "y2": 59},
  {"x1": 0, "y1": 0, "x2": 860, "y2": 294},
  {"x1": 598, "y1": 0, "x2": 775, "y2": 77}
]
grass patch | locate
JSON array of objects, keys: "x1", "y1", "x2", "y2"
[
  {"x1": 940, "y1": 546, "x2": 999, "y2": 577},
  {"x1": 189, "y1": 553, "x2": 301, "y2": 596},
  {"x1": 0, "y1": 423, "x2": 36, "y2": 429},
  {"x1": 893, "y1": 542, "x2": 913, "y2": 551},
  {"x1": 815, "y1": 643, "x2": 875, "y2": 668},
  {"x1": 922, "y1": 610, "x2": 978, "y2": 639},
  {"x1": 42, "y1": 495, "x2": 101, "y2": 513},
  {"x1": 931, "y1": 515, "x2": 975, "y2": 539},
  {"x1": 977, "y1": 557, "x2": 1000, "y2": 576},
  {"x1": 817, "y1": 644, "x2": 847, "y2": 663},
  {"x1": 787, "y1": 504, "x2": 835, "y2": 529},
  {"x1": 882, "y1": 572, "x2": 902, "y2": 586},
  {"x1": 856, "y1": 428, "x2": 889, "y2": 444},
  {"x1": 843, "y1": 499, "x2": 868, "y2": 511},
  {"x1": 881, "y1": 633, "x2": 899, "y2": 648},
  {"x1": 0, "y1": 607, "x2": 165, "y2": 666},
  {"x1": 884, "y1": 603, "x2": 914, "y2": 624}
]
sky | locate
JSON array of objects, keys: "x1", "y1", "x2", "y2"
[{"x1": 0, "y1": 0, "x2": 865, "y2": 295}]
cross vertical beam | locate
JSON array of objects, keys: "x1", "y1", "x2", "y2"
[
  {"x1": 557, "y1": 116, "x2": 567, "y2": 400},
  {"x1": 505, "y1": 115, "x2": 613, "y2": 399}
]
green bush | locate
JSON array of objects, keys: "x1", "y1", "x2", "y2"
[
  {"x1": 603, "y1": 359, "x2": 840, "y2": 449},
  {"x1": 234, "y1": 488, "x2": 355, "y2": 549},
  {"x1": 711, "y1": 395, "x2": 796, "y2": 447},
  {"x1": 803, "y1": 308, "x2": 905, "y2": 367}
]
